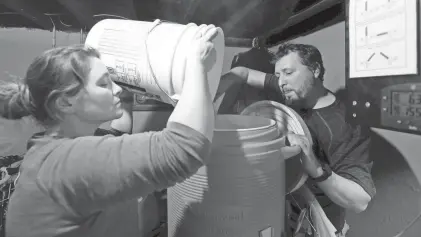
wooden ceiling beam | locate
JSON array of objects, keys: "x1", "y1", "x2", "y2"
[
  {"x1": 221, "y1": 0, "x2": 261, "y2": 34},
  {"x1": 0, "y1": 0, "x2": 53, "y2": 30},
  {"x1": 250, "y1": 0, "x2": 300, "y2": 45},
  {"x1": 220, "y1": 0, "x2": 299, "y2": 39},
  {"x1": 57, "y1": 0, "x2": 96, "y2": 29},
  {"x1": 262, "y1": 0, "x2": 342, "y2": 40},
  {"x1": 196, "y1": 0, "x2": 235, "y2": 24},
  {"x1": 290, "y1": 11, "x2": 344, "y2": 42},
  {"x1": 183, "y1": 0, "x2": 204, "y2": 22},
  {"x1": 284, "y1": 0, "x2": 342, "y2": 29},
  {"x1": 133, "y1": 0, "x2": 158, "y2": 20},
  {"x1": 94, "y1": 0, "x2": 137, "y2": 20}
]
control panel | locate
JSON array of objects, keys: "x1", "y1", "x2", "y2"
[
  {"x1": 380, "y1": 83, "x2": 421, "y2": 132},
  {"x1": 345, "y1": 0, "x2": 421, "y2": 135}
]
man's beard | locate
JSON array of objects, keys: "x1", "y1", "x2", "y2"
[{"x1": 284, "y1": 92, "x2": 306, "y2": 109}]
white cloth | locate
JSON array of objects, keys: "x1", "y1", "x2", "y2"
[{"x1": 292, "y1": 185, "x2": 337, "y2": 237}]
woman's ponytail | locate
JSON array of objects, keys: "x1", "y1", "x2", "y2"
[{"x1": 0, "y1": 79, "x2": 33, "y2": 119}]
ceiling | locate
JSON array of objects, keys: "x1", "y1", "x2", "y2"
[{"x1": 0, "y1": 0, "x2": 344, "y2": 47}]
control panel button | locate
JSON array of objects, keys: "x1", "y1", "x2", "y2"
[
  {"x1": 397, "y1": 120, "x2": 402, "y2": 124},
  {"x1": 352, "y1": 113, "x2": 357, "y2": 118},
  {"x1": 365, "y1": 102, "x2": 370, "y2": 108}
]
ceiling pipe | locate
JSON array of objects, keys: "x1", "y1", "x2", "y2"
[
  {"x1": 260, "y1": 0, "x2": 343, "y2": 47},
  {"x1": 221, "y1": 0, "x2": 261, "y2": 34},
  {"x1": 225, "y1": 37, "x2": 253, "y2": 48},
  {"x1": 0, "y1": 0, "x2": 54, "y2": 30},
  {"x1": 46, "y1": 15, "x2": 57, "y2": 48},
  {"x1": 284, "y1": 0, "x2": 342, "y2": 29},
  {"x1": 183, "y1": 0, "x2": 204, "y2": 22}
]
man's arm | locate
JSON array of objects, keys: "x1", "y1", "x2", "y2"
[
  {"x1": 231, "y1": 67, "x2": 284, "y2": 103},
  {"x1": 313, "y1": 125, "x2": 375, "y2": 213},
  {"x1": 312, "y1": 157, "x2": 373, "y2": 213},
  {"x1": 288, "y1": 118, "x2": 375, "y2": 213},
  {"x1": 229, "y1": 66, "x2": 266, "y2": 89},
  {"x1": 217, "y1": 67, "x2": 283, "y2": 114}
]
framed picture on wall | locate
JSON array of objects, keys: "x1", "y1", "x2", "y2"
[
  {"x1": 132, "y1": 94, "x2": 174, "y2": 111},
  {"x1": 348, "y1": 0, "x2": 419, "y2": 78}
]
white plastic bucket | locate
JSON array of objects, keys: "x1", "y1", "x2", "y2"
[
  {"x1": 167, "y1": 115, "x2": 296, "y2": 237},
  {"x1": 241, "y1": 101, "x2": 312, "y2": 194},
  {"x1": 85, "y1": 19, "x2": 225, "y2": 105}
]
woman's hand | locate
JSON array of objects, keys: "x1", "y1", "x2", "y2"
[
  {"x1": 188, "y1": 24, "x2": 220, "y2": 72},
  {"x1": 170, "y1": 24, "x2": 220, "y2": 141}
]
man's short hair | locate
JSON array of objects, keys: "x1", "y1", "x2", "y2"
[{"x1": 272, "y1": 43, "x2": 325, "y2": 81}]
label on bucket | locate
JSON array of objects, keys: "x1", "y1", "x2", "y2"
[
  {"x1": 107, "y1": 66, "x2": 172, "y2": 104},
  {"x1": 186, "y1": 206, "x2": 248, "y2": 237},
  {"x1": 85, "y1": 19, "x2": 224, "y2": 107},
  {"x1": 89, "y1": 23, "x2": 175, "y2": 105}
]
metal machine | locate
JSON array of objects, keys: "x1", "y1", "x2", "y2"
[{"x1": 346, "y1": 1, "x2": 421, "y2": 234}]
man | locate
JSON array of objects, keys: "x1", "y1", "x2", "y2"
[{"x1": 221, "y1": 43, "x2": 376, "y2": 236}]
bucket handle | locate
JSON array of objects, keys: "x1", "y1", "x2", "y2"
[
  {"x1": 143, "y1": 19, "x2": 178, "y2": 107},
  {"x1": 144, "y1": 19, "x2": 198, "y2": 107},
  {"x1": 144, "y1": 20, "x2": 222, "y2": 110}
]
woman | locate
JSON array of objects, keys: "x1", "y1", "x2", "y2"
[{"x1": 1, "y1": 25, "x2": 219, "y2": 237}]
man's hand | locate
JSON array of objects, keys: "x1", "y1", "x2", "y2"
[{"x1": 286, "y1": 133, "x2": 323, "y2": 178}]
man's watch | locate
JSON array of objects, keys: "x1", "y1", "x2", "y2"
[{"x1": 311, "y1": 163, "x2": 332, "y2": 183}]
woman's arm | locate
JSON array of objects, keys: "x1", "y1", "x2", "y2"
[
  {"x1": 168, "y1": 25, "x2": 219, "y2": 141},
  {"x1": 39, "y1": 122, "x2": 211, "y2": 216}
]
